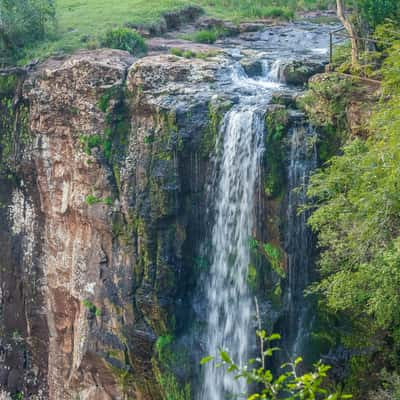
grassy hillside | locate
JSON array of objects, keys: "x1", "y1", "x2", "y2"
[{"x1": 22, "y1": 0, "x2": 334, "y2": 62}]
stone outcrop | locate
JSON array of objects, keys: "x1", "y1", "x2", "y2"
[
  {"x1": 279, "y1": 60, "x2": 326, "y2": 85},
  {"x1": 0, "y1": 49, "x2": 234, "y2": 399}
]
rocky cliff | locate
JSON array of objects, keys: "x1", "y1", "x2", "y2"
[
  {"x1": 0, "y1": 48, "x2": 246, "y2": 399},
  {"x1": 0, "y1": 19, "x2": 333, "y2": 397}
]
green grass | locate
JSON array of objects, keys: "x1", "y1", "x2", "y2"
[{"x1": 20, "y1": 0, "x2": 335, "y2": 63}]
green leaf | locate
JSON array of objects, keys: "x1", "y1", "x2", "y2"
[
  {"x1": 268, "y1": 333, "x2": 281, "y2": 341},
  {"x1": 200, "y1": 356, "x2": 214, "y2": 365},
  {"x1": 220, "y1": 349, "x2": 232, "y2": 364},
  {"x1": 294, "y1": 357, "x2": 303, "y2": 366}
]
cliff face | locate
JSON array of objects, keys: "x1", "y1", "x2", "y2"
[
  {"x1": 0, "y1": 49, "x2": 234, "y2": 399},
  {"x1": 0, "y1": 38, "x2": 325, "y2": 397}
]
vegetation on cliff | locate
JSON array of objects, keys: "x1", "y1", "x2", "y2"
[{"x1": 302, "y1": 12, "x2": 400, "y2": 399}]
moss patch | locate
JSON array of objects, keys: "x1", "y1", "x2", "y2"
[
  {"x1": 200, "y1": 99, "x2": 233, "y2": 158},
  {"x1": 264, "y1": 107, "x2": 289, "y2": 198},
  {"x1": 0, "y1": 74, "x2": 31, "y2": 179}
]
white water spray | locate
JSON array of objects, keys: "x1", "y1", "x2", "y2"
[{"x1": 201, "y1": 108, "x2": 264, "y2": 400}]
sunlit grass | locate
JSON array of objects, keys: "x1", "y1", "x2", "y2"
[{"x1": 20, "y1": 0, "x2": 334, "y2": 63}]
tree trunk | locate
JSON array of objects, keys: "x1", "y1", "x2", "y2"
[{"x1": 336, "y1": 0, "x2": 359, "y2": 66}]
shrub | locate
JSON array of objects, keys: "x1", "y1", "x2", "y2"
[
  {"x1": 0, "y1": 0, "x2": 56, "y2": 65},
  {"x1": 193, "y1": 29, "x2": 219, "y2": 44},
  {"x1": 101, "y1": 28, "x2": 147, "y2": 55},
  {"x1": 245, "y1": 6, "x2": 294, "y2": 20},
  {"x1": 170, "y1": 48, "x2": 219, "y2": 59},
  {"x1": 202, "y1": 330, "x2": 352, "y2": 400},
  {"x1": 170, "y1": 47, "x2": 184, "y2": 57}
]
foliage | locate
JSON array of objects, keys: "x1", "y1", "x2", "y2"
[
  {"x1": 249, "y1": 237, "x2": 285, "y2": 278},
  {"x1": 264, "y1": 108, "x2": 289, "y2": 197},
  {"x1": 82, "y1": 299, "x2": 101, "y2": 316},
  {"x1": 17, "y1": 0, "x2": 335, "y2": 62},
  {"x1": 298, "y1": 75, "x2": 355, "y2": 163},
  {"x1": 305, "y1": 32, "x2": 400, "y2": 395},
  {"x1": 243, "y1": 5, "x2": 294, "y2": 20},
  {"x1": 202, "y1": 330, "x2": 351, "y2": 400},
  {"x1": 101, "y1": 27, "x2": 147, "y2": 55},
  {"x1": 85, "y1": 194, "x2": 113, "y2": 206},
  {"x1": 0, "y1": 0, "x2": 56, "y2": 65},
  {"x1": 170, "y1": 47, "x2": 219, "y2": 59},
  {"x1": 355, "y1": 0, "x2": 399, "y2": 29},
  {"x1": 185, "y1": 29, "x2": 224, "y2": 44}
]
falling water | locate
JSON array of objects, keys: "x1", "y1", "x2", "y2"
[
  {"x1": 285, "y1": 120, "x2": 317, "y2": 358},
  {"x1": 201, "y1": 108, "x2": 264, "y2": 400},
  {"x1": 262, "y1": 59, "x2": 283, "y2": 82}
]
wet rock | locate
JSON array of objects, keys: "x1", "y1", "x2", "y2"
[
  {"x1": 239, "y1": 22, "x2": 266, "y2": 32},
  {"x1": 271, "y1": 91, "x2": 297, "y2": 107},
  {"x1": 240, "y1": 58, "x2": 263, "y2": 77},
  {"x1": 280, "y1": 60, "x2": 326, "y2": 85}
]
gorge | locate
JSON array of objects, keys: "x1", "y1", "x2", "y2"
[{"x1": 0, "y1": 20, "x2": 335, "y2": 400}]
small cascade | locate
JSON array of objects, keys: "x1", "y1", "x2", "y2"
[
  {"x1": 201, "y1": 108, "x2": 264, "y2": 400},
  {"x1": 262, "y1": 59, "x2": 283, "y2": 82},
  {"x1": 231, "y1": 62, "x2": 281, "y2": 90},
  {"x1": 284, "y1": 120, "x2": 318, "y2": 359}
]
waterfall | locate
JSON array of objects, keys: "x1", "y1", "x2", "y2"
[
  {"x1": 201, "y1": 108, "x2": 264, "y2": 400},
  {"x1": 285, "y1": 120, "x2": 317, "y2": 359},
  {"x1": 262, "y1": 59, "x2": 283, "y2": 82}
]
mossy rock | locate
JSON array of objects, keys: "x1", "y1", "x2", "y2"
[
  {"x1": 280, "y1": 60, "x2": 325, "y2": 86},
  {"x1": 264, "y1": 105, "x2": 290, "y2": 198}
]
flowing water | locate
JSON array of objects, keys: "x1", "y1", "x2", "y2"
[
  {"x1": 285, "y1": 121, "x2": 318, "y2": 358},
  {"x1": 201, "y1": 107, "x2": 264, "y2": 400},
  {"x1": 199, "y1": 25, "x2": 326, "y2": 394},
  {"x1": 200, "y1": 62, "x2": 279, "y2": 400}
]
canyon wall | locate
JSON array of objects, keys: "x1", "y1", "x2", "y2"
[{"x1": 0, "y1": 49, "x2": 315, "y2": 399}]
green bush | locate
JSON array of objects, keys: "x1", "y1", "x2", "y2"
[
  {"x1": 101, "y1": 28, "x2": 147, "y2": 55},
  {"x1": 246, "y1": 6, "x2": 294, "y2": 20},
  {"x1": 193, "y1": 29, "x2": 219, "y2": 44},
  {"x1": 0, "y1": 0, "x2": 56, "y2": 65}
]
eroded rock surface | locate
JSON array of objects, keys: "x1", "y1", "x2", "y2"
[{"x1": 0, "y1": 19, "x2": 336, "y2": 399}]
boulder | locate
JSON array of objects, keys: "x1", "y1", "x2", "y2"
[
  {"x1": 240, "y1": 58, "x2": 263, "y2": 77},
  {"x1": 280, "y1": 60, "x2": 326, "y2": 85},
  {"x1": 271, "y1": 91, "x2": 297, "y2": 107}
]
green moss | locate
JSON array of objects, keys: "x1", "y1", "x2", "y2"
[
  {"x1": 80, "y1": 134, "x2": 103, "y2": 155},
  {"x1": 153, "y1": 334, "x2": 192, "y2": 400},
  {"x1": 200, "y1": 99, "x2": 232, "y2": 158},
  {"x1": 247, "y1": 264, "x2": 258, "y2": 291},
  {"x1": 0, "y1": 77, "x2": 31, "y2": 178},
  {"x1": 248, "y1": 236, "x2": 286, "y2": 295},
  {"x1": 110, "y1": 365, "x2": 135, "y2": 393},
  {"x1": 82, "y1": 299, "x2": 101, "y2": 316},
  {"x1": 263, "y1": 242, "x2": 285, "y2": 277},
  {"x1": 0, "y1": 75, "x2": 18, "y2": 96},
  {"x1": 157, "y1": 372, "x2": 191, "y2": 400},
  {"x1": 264, "y1": 108, "x2": 289, "y2": 198},
  {"x1": 85, "y1": 194, "x2": 113, "y2": 206}
]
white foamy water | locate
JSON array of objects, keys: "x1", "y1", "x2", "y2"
[{"x1": 201, "y1": 107, "x2": 264, "y2": 400}]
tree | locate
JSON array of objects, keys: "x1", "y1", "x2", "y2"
[
  {"x1": 0, "y1": 0, "x2": 56, "y2": 65},
  {"x1": 305, "y1": 32, "x2": 400, "y2": 395},
  {"x1": 336, "y1": 0, "x2": 359, "y2": 66},
  {"x1": 335, "y1": 0, "x2": 399, "y2": 67}
]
